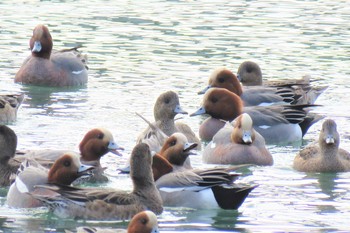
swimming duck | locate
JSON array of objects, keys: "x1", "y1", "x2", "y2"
[
  {"x1": 153, "y1": 132, "x2": 256, "y2": 209},
  {"x1": 293, "y1": 119, "x2": 350, "y2": 172},
  {"x1": 199, "y1": 67, "x2": 300, "y2": 106},
  {"x1": 0, "y1": 125, "x2": 20, "y2": 186},
  {"x1": 137, "y1": 90, "x2": 201, "y2": 152},
  {"x1": 20, "y1": 128, "x2": 123, "y2": 182},
  {"x1": 191, "y1": 87, "x2": 323, "y2": 144},
  {"x1": 237, "y1": 61, "x2": 326, "y2": 104},
  {"x1": 74, "y1": 210, "x2": 159, "y2": 233},
  {"x1": 6, "y1": 152, "x2": 93, "y2": 208},
  {"x1": 203, "y1": 113, "x2": 273, "y2": 165},
  {"x1": 30, "y1": 143, "x2": 163, "y2": 220},
  {"x1": 15, "y1": 24, "x2": 88, "y2": 87},
  {"x1": 0, "y1": 93, "x2": 24, "y2": 124}
]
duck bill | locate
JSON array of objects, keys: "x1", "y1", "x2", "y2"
[
  {"x1": 190, "y1": 106, "x2": 206, "y2": 117},
  {"x1": 108, "y1": 141, "x2": 124, "y2": 156},
  {"x1": 174, "y1": 104, "x2": 188, "y2": 114},
  {"x1": 183, "y1": 142, "x2": 198, "y2": 152},
  {"x1": 77, "y1": 164, "x2": 95, "y2": 177},
  {"x1": 242, "y1": 131, "x2": 252, "y2": 144},
  {"x1": 198, "y1": 85, "x2": 211, "y2": 95},
  {"x1": 325, "y1": 135, "x2": 335, "y2": 144},
  {"x1": 32, "y1": 41, "x2": 42, "y2": 53}
]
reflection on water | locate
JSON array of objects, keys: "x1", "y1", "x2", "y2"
[{"x1": 1, "y1": 0, "x2": 350, "y2": 232}]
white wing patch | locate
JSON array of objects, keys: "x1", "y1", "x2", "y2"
[
  {"x1": 259, "y1": 125, "x2": 271, "y2": 129},
  {"x1": 72, "y1": 70, "x2": 84, "y2": 75},
  {"x1": 15, "y1": 177, "x2": 29, "y2": 193}
]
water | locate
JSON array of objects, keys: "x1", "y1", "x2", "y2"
[{"x1": 1, "y1": 0, "x2": 350, "y2": 232}]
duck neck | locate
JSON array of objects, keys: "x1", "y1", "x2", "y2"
[
  {"x1": 132, "y1": 176, "x2": 163, "y2": 214},
  {"x1": 320, "y1": 143, "x2": 338, "y2": 161},
  {"x1": 159, "y1": 118, "x2": 176, "y2": 135}
]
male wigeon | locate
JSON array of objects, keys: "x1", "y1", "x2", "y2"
[
  {"x1": 6, "y1": 152, "x2": 93, "y2": 208},
  {"x1": 199, "y1": 67, "x2": 301, "y2": 106},
  {"x1": 30, "y1": 143, "x2": 163, "y2": 220},
  {"x1": 293, "y1": 119, "x2": 350, "y2": 172},
  {"x1": 74, "y1": 210, "x2": 159, "y2": 233},
  {"x1": 153, "y1": 133, "x2": 256, "y2": 209},
  {"x1": 157, "y1": 132, "x2": 197, "y2": 170},
  {"x1": 203, "y1": 113, "x2": 273, "y2": 166},
  {"x1": 237, "y1": 61, "x2": 326, "y2": 104},
  {"x1": 0, "y1": 125, "x2": 19, "y2": 186},
  {"x1": 190, "y1": 88, "x2": 323, "y2": 144},
  {"x1": 21, "y1": 128, "x2": 123, "y2": 183},
  {"x1": 0, "y1": 93, "x2": 24, "y2": 124},
  {"x1": 137, "y1": 90, "x2": 201, "y2": 152},
  {"x1": 14, "y1": 24, "x2": 88, "y2": 87}
]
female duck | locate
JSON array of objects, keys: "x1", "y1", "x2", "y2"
[
  {"x1": 137, "y1": 90, "x2": 200, "y2": 151},
  {"x1": 293, "y1": 119, "x2": 350, "y2": 172},
  {"x1": 203, "y1": 113, "x2": 273, "y2": 166},
  {"x1": 0, "y1": 93, "x2": 24, "y2": 124},
  {"x1": 237, "y1": 61, "x2": 326, "y2": 104},
  {"x1": 15, "y1": 24, "x2": 88, "y2": 87}
]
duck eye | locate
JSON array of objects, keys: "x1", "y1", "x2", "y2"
[
  {"x1": 211, "y1": 97, "x2": 218, "y2": 103},
  {"x1": 97, "y1": 133, "x2": 104, "y2": 139},
  {"x1": 63, "y1": 160, "x2": 71, "y2": 167},
  {"x1": 164, "y1": 98, "x2": 170, "y2": 104},
  {"x1": 140, "y1": 218, "x2": 148, "y2": 225},
  {"x1": 170, "y1": 140, "x2": 176, "y2": 146},
  {"x1": 218, "y1": 77, "x2": 225, "y2": 83}
]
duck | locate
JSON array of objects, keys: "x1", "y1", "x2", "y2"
[
  {"x1": 6, "y1": 152, "x2": 93, "y2": 208},
  {"x1": 14, "y1": 24, "x2": 88, "y2": 87},
  {"x1": 190, "y1": 87, "x2": 323, "y2": 144},
  {"x1": 0, "y1": 93, "x2": 24, "y2": 124},
  {"x1": 237, "y1": 61, "x2": 326, "y2": 104},
  {"x1": 202, "y1": 113, "x2": 273, "y2": 166},
  {"x1": 0, "y1": 125, "x2": 20, "y2": 186},
  {"x1": 137, "y1": 90, "x2": 201, "y2": 152},
  {"x1": 30, "y1": 143, "x2": 163, "y2": 220},
  {"x1": 293, "y1": 119, "x2": 350, "y2": 172},
  {"x1": 19, "y1": 128, "x2": 123, "y2": 183},
  {"x1": 73, "y1": 210, "x2": 159, "y2": 233},
  {"x1": 199, "y1": 67, "x2": 301, "y2": 106},
  {"x1": 153, "y1": 132, "x2": 256, "y2": 209}
]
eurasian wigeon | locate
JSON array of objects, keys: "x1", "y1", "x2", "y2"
[
  {"x1": 237, "y1": 61, "x2": 326, "y2": 104},
  {"x1": 137, "y1": 91, "x2": 201, "y2": 152},
  {"x1": 190, "y1": 88, "x2": 323, "y2": 144},
  {"x1": 157, "y1": 132, "x2": 197, "y2": 170},
  {"x1": 30, "y1": 143, "x2": 163, "y2": 220},
  {"x1": 153, "y1": 133, "x2": 256, "y2": 210},
  {"x1": 22, "y1": 128, "x2": 123, "y2": 183},
  {"x1": 14, "y1": 24, "x2": 88, "y2": 87},
  {"x1": 0, "y1": 125, "x2": 19, "y2": 186},
  {"x1": 74, "y1": 210, "x2": 159, "y2": 233},
  {"x1": 293, "y1": 119, "x2": 350, "y2": 172},
  {"x1": 6, "y1": 152, "x2": 93, "y2": 208},
  {"x1": 199, "y1": 67, "x2": 300, "y2": 106},
  {"x1": 0, "y1": 93, "x2": 24, "y2": 124},
  {"x1": 202, "y1": 113, "x2": 273, "y2": 166}
]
